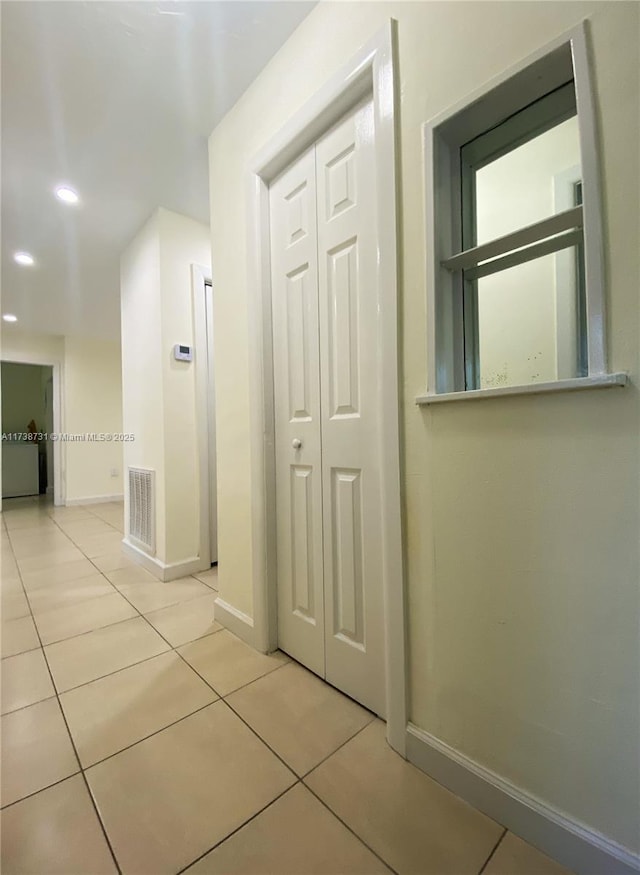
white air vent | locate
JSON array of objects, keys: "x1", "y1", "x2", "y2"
[{"x1": 128, "y1": 467, "x2": 155, "y2": 555}]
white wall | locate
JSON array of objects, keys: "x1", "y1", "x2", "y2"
[
  {"x1": 1, "y1": 329, "x2": 64, "y2": 365},
  {"x1": 158, "y1": 209, "x2": 211, "y2": 565},
  {"x1": 121, "y1": 208, "x2": 211, "y2": 568},
  {"x1": 0, "y1": 328, "x2": 124, "y2": 505},
  {"x1": 121, "y1": 212, "x2": 166, "y2": 555},
  {"x1": 208, "y1": 0, "x2": 639, "y2": 856},
  {"x1": 64, "y1": 336, "x2": 123, "y2": 501}
]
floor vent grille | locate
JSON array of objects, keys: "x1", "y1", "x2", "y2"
[{"x1": 128, "y1": 467, "x2": 155, "y2": 555}]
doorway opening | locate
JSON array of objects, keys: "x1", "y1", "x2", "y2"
[
  {"x1": 1, "y1": 362, "x2": 55, "y2": 501},
  {"x1": 193, "y1": 264, "x2": 218, "y2": 568},
  {"x1": 269, "y1": 96, "x2": 385, "y2": 715},
  {"x1": 246, "y1": 23, "x2": 407, "y2": 752}
]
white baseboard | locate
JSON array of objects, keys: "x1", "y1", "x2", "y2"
[
  {"x1": 121, "y1": 538, "x2": 209, "y2": 582},
  {"x1": 213, "y1": 597, "x2": 256, "y2": 648},
  {"x1": 406, "y1": 723, "x2": 639, "y2": 875},
  {"x1": 66, "y1": 493, "x2": 124, "y2": 506}
]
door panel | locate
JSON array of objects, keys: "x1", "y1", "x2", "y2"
[
  {"x1": 327, "y1": 240, "x2": 360, "y2": 418},
  {"x1": 290, "y1": 465, "x2": 316, "y2": 619},
  {"x1": 286, "y1": 265, "x2": 314, "y2": 421},
  {"x1": 270, "y1": 148, "x2": 325, "y2": 677},
  {"x1": 331, "y1": 467, "x2": 364, "y2": 647},
  {"x1": 316, "y1": 98, "x2": 386, "y2": 715}
]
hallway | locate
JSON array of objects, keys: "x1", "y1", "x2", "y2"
[{"x1": 1, "y1": 498, "x2": 569, "y2": 875}]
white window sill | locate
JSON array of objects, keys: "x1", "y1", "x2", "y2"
[{"x1": 416, "y1": 373, "x2": 629, "y2": 405}]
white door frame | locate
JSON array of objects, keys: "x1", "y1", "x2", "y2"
[
  {"x1": 192, "y1": 263, "x2": 216, "y2": 569},
  {"x1": 1, "y1": 357, "x2": 64, "y2": 507},
  {"x1": 246, "y1": 21, "x2": 407, "y2": 755}
]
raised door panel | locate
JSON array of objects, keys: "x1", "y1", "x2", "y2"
[
  {"x1": 327, "y1": 240, "x2": 360, "y2": 419},
  {"x1": 315, "y1": 98, "x2": 386, "y2": 715},
  {"x1": 331, "y1": 468, "x2": 364, "y2": 647},
  {"x1": 269, "y1": 149, "x2": 325, "y2": 676},
  {"x1": 290, "y1": 465, "x2": 316, "y2": 621}
]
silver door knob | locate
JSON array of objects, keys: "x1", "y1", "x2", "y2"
[{"x1": 292, "y1": 438, "x2": 302, "y2": 450}]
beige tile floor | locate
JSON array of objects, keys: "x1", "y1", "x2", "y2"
[{"x1": 0, "y1": 497, "x2": 573, "y2": 875}]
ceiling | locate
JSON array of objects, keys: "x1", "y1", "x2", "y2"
[{"x1": 1, "y1": 1, "x2": 315, "y2": 340}]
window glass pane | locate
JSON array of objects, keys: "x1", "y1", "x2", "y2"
[
  {"x1": 474, "y1": 245, "x2": 584, "y2": 389},
  {"x1": 474, "y1": 115, "x2": 581, "y2": 245}
]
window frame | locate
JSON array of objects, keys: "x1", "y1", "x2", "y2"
[
  {"x1": 421, "y1": 21, "x2": 612, "y2": 400},
  {"x1": 459, "y1": 83, "x2": 580, "y2": 390}
]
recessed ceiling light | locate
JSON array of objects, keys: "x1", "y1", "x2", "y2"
[
  {"x1": 3, "y1": 314, "x2": 18, "y2": 323},
  {"x1": 14, "y1": 251, "x2": 35, "y2": 266},
  {"x1": 55, "y1": 185, "x2": 79, "y2": 204}
]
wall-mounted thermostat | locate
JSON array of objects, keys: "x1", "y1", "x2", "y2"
[{"x1": 174, "y1": 344, "x2": 193, "y2": 362}]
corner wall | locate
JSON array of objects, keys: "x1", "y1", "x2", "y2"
[
  {"x1": 64, "y1": 336, "x2": 124, "y2": 502},
  {"x1": 0, "y1": 329, "x2": 124, "y2": 505},
  {"x1": 207, "y1": 0, "x2": 639, "y2": 860},
  {"x1": 120, "y1": 208, "x2": 211, "y2": 572}
]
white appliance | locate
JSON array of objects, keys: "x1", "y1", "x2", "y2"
[{"x1": 2, "y1": 441, "x2": 39, "y2": 498}]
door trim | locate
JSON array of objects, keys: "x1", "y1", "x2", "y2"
[
  {"x1": 192, "y1": 263, "x2": 216, "y2": 570},
  {"x1": 1, "y1": 357, "x2": 64, "y2": 508},
  {"x1": 245, "y1": 21, "x2": 407, "y2": 754}
]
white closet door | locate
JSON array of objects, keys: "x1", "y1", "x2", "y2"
[
  {"x1": 270, "y1": 147, "x2": 325, "y2": 677},
  {"x1": 316, "y1": 97, "x2": 385, "y2": 715}
]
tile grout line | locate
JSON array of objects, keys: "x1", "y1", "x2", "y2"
[
  {"x1": 174, "y1": 683, "x2": 394, "y2": 873},
  {"x1": 68, "y1": 699, "x2": 219, "y2": 773},
  {"x1": 174, "y1": 715, "x2": 398, "y2": 875},
  {"x1": 477, "y1": 826, "x2": 508, "y2": 875},
  {"x1": 76, "y1": 547, "x2": 334, "y2": 872},
  {"x1": 7, "y1": 516, "x2": 224, "y2": 709},
  {"x1": 208, "y1": 656, "x2": 290, "y2": 698},
  {"x1": 13, "y1": 548, "x2": 213, "y2": 655},
  {"x1": 78, "y1": 541, "x2": 304, "y2": 782},
  {"x1": 17, "y1": 647, "x2": 289, "y2": 780},
  {"x1": 175, "y1": 782, "x2": 299, "y2": 875},
  {"x1": 21, "y1": 568, "x2": 214, "y2": 642},
  {"x1": 103, "y1": 569, "x2": 397, "y2": 875},
  {"x1": 302, "y1": 780, "x2": 401, "y2": 875},
  {"x1": 52, "y1": 627, "x2": 222, "y2": 696},
  {"x1": 9, "y1": 503, "x2": 125, "y2": 573},
  {"x1": 50, "y1": 507, "x2": 125, "y2": 550},
  {"x1": 3, "y1": 520, "x2": 124, "y2": 875},
  {"x1": 0, "y1": 773, "x2": 86, "y2": 813},
  {"x1": 4, "y1": 500, "x2": 397, "y2": 875},
  {"x1": 2, "y1": 622, "x2": 219, "y2": 718},
  {"x1": 111, "y1": 574, "x2": 303, "y2": 782},
  {"x1": 7, "y1": 648, "x2": 329, "y2": 785},
  {"x1": 221, "y1": 691, "x2": 306, "y2": 778},
  {"x1": 9, "y1": 511, "x2": 115, "y2": 567},
  {"x1": 299, "y1": 714, "x2": 377, "y2": 780},
  {"x1": 24, "y1": 612, "x2": 143, "y2": 651},
  {"x1": 1, "y1": 692, "x2": 58, "y2": 719},
  {"x1": 0, "y1": 643, "x2": 41, "y2": 660}
]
